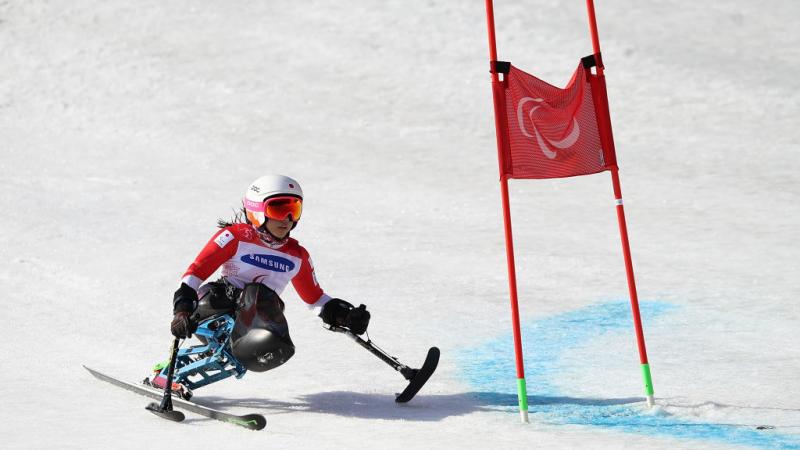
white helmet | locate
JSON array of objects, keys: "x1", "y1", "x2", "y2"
[{"x1": 243, "y1": 175, "x2": 303, "y2": 228}]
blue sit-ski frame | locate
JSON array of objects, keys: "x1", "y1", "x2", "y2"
[{"x1": 157, "y1": 314, "x2": 247, "y2": 391}]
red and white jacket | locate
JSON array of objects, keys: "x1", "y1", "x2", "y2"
[{"x1": 181, "y1": 223, "x2": 332, "y2": 312}]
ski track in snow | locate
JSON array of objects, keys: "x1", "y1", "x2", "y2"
[{"x1": 459, "y1": 302, "x2": 800, "y2": 450}]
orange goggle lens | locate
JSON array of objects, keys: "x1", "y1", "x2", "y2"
[{"x1": 263, "y1": 196, "x2": 302, "y2": 221}]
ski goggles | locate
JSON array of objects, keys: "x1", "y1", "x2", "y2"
[{"x1": 246, "y1": 196, "x2": 303, "y2": 222}]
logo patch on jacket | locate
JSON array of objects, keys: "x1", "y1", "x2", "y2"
[
  {"x1": 241, "y1": 254, "x2": 296, "y2": 272},
  {"x1": 214, "y1": 230, "x2": 235, "y2": 248}
]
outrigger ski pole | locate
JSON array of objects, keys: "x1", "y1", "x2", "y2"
[
  {"x1": 325, "y1": 325, "x2": 440, "y2": 403},
  {"x1": 145, "y1": 337, "x2": 186, "y2": 422}
]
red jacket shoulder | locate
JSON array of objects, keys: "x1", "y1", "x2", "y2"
[
  {"x1": 281, "y1": 238, "x2": 309, "y2": 258},
  {"x1": 226, "y1": 223, "x2": 259, "y2": 242}
]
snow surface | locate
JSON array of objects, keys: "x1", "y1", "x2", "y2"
[{"x1": 1, "y1": 0, "x2": 799, "y2": 448}]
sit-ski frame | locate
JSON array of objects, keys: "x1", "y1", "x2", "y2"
[{"x1": 156, "y1": 314, "x2": 247, "y2": 391}]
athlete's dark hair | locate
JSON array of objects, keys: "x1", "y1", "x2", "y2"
[{"x1": 217, "y1": 207, "x2": 247, "y2": 228}]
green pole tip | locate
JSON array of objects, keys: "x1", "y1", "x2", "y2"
[
  {"x1": 640, "y1": 363, "x2": 654, "y2": 397},
  {"x1": 516, "y1": 378, "x2": 529, "y2": 411}
]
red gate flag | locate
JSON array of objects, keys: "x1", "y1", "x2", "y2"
[
  {"x1": 496, "y1": 59, "x2": 618, "y2": 179},
  {"x1": 485, "y1": 0, "x2": 656, "y2": 418}
]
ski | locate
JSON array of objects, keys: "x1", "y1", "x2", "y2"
[
  {"x1": 83, "y1": 365, "x2": 266, "y2": 430},
  {"x1": 395, "y1": 347, "x2": 439, "y2": 403}
]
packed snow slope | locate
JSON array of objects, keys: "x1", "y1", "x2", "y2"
[{"x1": 1, "y1": 1, "x2": 798, "y2": 449}]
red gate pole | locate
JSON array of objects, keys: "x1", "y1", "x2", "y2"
[
  {"x1": 485, "y1": 0, "x2": 529, "y2": 423},
  {"x1": 585, "y1": 0, "x2": 655, "y2": 406}
]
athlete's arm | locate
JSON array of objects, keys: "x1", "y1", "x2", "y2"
[
  {"x1": 291, "y1": 246, "x2": 331, "y2": 313},
  {"x1": 181, "y1": 228, "x2": 239, "y2": 290}
]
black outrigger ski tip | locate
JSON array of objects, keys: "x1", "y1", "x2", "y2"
[
  {"x1": 325, "y1": 325, "x2": 440, "y2": 404},
  {"x1": 146, "y1": 402, "x2": 185, "y2": 422},
  {"x1": 395, "y1": 346, "x2": 440, "y2": 403},
  {"x1": 147, "y1": 337, "x2": 185, "y2": 423}
]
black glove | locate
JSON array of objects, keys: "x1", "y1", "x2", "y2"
[
  {"x1": 173, "y1": 283, "x2": 198, "y2": 314},
  {"x1": 171, "y1": 283, "x2": 198, "y2": 338},
  {"x1": 345, "y1": 304, "x2": 370, "y2": 335},
  {"x1": 320, "y1": 298, "x2": 371, "y2": 335},
  {"x1": 171, "y1": 311, "x2": 194, "y2": 338}
]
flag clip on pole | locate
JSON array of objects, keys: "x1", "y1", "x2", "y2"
[
  {"x1": 485, "y1": 0, "x2": 529, "y2": 424},
  {"x1": 585, "y1": 0, "x2": 655, "y2": 407}
]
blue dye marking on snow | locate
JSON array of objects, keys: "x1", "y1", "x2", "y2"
[{"x1": 459, "y1": 301, "x2": 800, "y2": 449}]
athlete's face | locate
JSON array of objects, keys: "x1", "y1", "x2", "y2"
[{"x1": 266, "y1": 217, "x2": 293, "y2": 239}]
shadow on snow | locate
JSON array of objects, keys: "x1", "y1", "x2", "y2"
[{"x1": 192, "y1": 391, "x2": 642, "y2": 421}]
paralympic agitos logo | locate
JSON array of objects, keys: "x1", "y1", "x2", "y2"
[
  {"x1": 241, "y1": 254, "x2": 296, "y2": 272},
  {"x1": 516, "y1": 97, "x2": 581, "y2": 159}
]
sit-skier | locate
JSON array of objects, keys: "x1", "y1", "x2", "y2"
[{"x1": 150, "y1": 174, "x2": 371, "y2": 394}]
